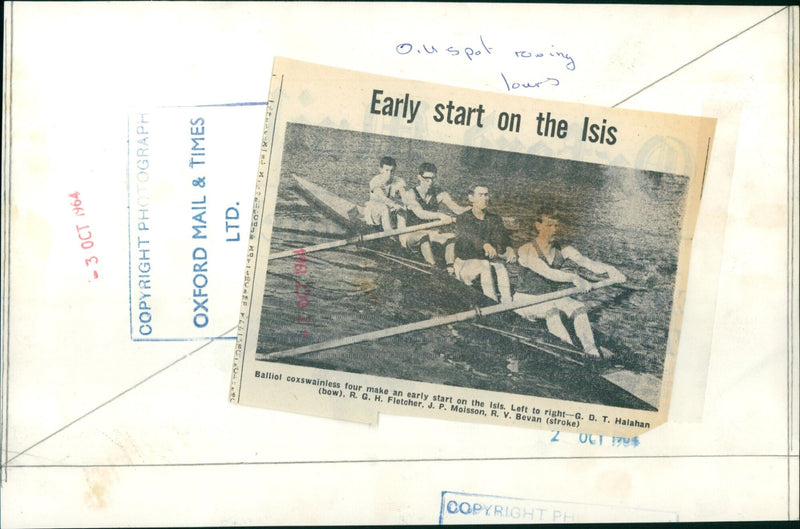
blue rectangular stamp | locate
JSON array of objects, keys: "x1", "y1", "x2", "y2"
[
  {"x1": 439, "y1": 491, "x2": 678, "y2": 524},
  {"x1": 127, "y1": 103, "x2": 265, "y2": 341}
]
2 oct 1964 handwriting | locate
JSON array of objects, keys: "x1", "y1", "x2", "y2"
[
  {"x1": 550, "y1": 430, "x2": 641, "y2": 448},
  {"x1": 393, "y1": 35, "x2": 576, "y2": 93}
]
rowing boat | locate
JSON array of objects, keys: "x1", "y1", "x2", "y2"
[{"x1": 268, "y1": 174, "x2": 660, "y2": 410}]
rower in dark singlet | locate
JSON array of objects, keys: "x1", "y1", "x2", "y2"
[
  {"x1": 514, "y1": 206, "x2": 626, "y2": 358},
  {"x1": 518, "y1": 238, "x2": 568, "y2": 294},
  {"x1": 452, "y1": 184, "x2": 517, "y2": 302},
  {"x1": 405, "y1": 185, "x2": 442, "y2": 226},
  {"x1": 398, "y1": 163, "x2": 468, "y2": 268}
]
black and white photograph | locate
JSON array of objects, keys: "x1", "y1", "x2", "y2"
[{"x1": 257, "y1": 122, "x2": 688, "y2": 411}]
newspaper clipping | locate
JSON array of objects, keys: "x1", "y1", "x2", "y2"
[{"x1": 230, "y1": 58, "x2": 716, "y2": 436}]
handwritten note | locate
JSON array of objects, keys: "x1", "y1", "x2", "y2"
[
  {"x1": 550, "y1": 431, "x2": 641, "y2": 448},
  {"x1": 393, "y1": 35, "x2": 576, "y2": 92}
]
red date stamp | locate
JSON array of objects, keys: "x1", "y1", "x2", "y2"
[
  {"x1": 69, "y1": 191, "x2": 100, "y2": 280},
  {"x1": 293, "y1": 248, "x2": 311, "y2": 337}
]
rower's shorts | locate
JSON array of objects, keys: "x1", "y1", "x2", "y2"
[{"x1": 513, "y1": 292, "x2": 586, "y2": 320}]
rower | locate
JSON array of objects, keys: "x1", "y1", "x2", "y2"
[
  {"x1": 399, "y1": 162, "x2": 468, "y2": 269},
  {"x1": 363, "y1": 156, "x2": 406, "y2": 231},
  {"x1": 453, "y1": 184, "x2": 517, "y2": 302},
  {"x1": 514, "y1": 206, "x2": 626, "y2": 358}
]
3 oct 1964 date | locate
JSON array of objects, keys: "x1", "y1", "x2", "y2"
[
  {"x1": 68, "y1": 191, "x2": 101, "y2": 281},
  {"x1": 293, "y1": 248, "x2": 312, "y2": 337}
]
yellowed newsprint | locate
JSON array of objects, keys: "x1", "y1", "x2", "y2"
[{"x1": 230, "y1": 58, "x2": 715, "y2": 436}]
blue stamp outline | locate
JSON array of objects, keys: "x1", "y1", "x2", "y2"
[
  {"x1": 126, "y1": 102, "x2": 267, "y2": 342},
  {"x1": 438, "y1": 490, "x2": 679, "y2": 524}
]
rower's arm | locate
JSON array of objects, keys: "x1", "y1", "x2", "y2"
[
  {"x1": 520, "y1": 250, "x2": 582, "y2": 284},
  {"x1": 368, "y1": 173, "x2": 388, "y2": 195},
  {"x1": 438, "y1": 192, "x2": 469, "y2": 215},
  {"x1": 563, "y1": 246, "x2": 626, "y2": 282},
  {"x1": 370, "y1": 177, "x2": 405, "y2": 208},
  {"x1": 500, "y1": 246, "x2": 517, "y2": 263}
]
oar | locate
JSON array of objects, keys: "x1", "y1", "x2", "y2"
[
  {"x1": 358, "y1": 247, "x2": 434, "y2": 275},
  {"x1": 259, "y1": 278, "x2": 619, "y2": 360},
  {"x1": 573, "y1": 268, "x2": 647, "y2": 292},
  {"x1": 269, "y1": 217, "x2": 454, "y2": 259},
  {"x1": 512, "y1": 261, "x2": 645, "y2": 293}
]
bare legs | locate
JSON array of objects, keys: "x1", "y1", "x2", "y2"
[
  {"x1": 454, "y1": 259, "x2": 512, "y2": 303},
  {"x1": 516, "y1": 297, "x2": 600, "y2": 357}
]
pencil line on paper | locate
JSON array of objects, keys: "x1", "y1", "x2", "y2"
[
  {"x1": 161, "y1": 102, "x2": 269, "y2": 109},
  {"x1": 2, "y1": 453, "x2": 792, "y2": 470},
  {"x1": 5, "y1": 326, "x2": 236, "y2": 465},
  {"x1": 612, "y1": 6, "x2": 788, "y2": 108},
  {"x1": 786, "y1": 7, "x2": 791, "y2": 515},
  {"x1": 126, "y1": 114, "x2": 134, "y2": 340},
  {"x1": 786, "y1": 3, "x2": 800, "y2": 454},
  {"x1": 793, "y1": 5, "x2": 799, "y2": 459},
  {"x1": 787, "y1": 7, "x2": 799, "y2": 521},
  {"x1": 1, "y1": 1, "x2": 16, "y2": 485}
]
